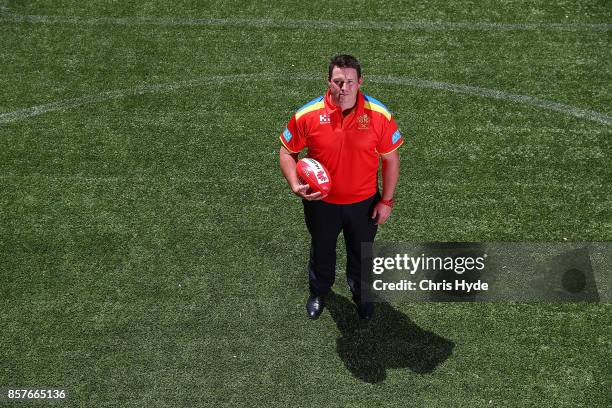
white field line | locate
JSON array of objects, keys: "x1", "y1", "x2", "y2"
[
  {"x1": 0, "y1": 73, "x2": 609, "y2": 126},
  {"x1": 367, "y1": 75, "x2": 612, "y2": 126},
  {"x1": 0, "y1": 74, "x2": 263, "y2": 124},
  {"x1": 0, "y1": 7, "x2": 610, "y2": 31}
]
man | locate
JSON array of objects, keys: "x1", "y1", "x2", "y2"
[{"x1": 279, "y1": 55, "x2": 403, "y2": 320}]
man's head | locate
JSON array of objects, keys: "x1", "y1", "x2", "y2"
[{"x1": 328, "y1": 54, "x2": 363, "y2": 109}]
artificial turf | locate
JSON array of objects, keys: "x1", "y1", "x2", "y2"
[{"x1": 0, "y1": 1, "x2": 610, "y2": 406}]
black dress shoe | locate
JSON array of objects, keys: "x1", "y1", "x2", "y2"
[
  {"x1": 306, "y1": 295, "x2": 325, "y2": 320},
  {"x1": 357, "y1": 302, "x2": 374, "y2": 321}
]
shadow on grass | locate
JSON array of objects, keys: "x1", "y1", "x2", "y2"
[{"x1": 326, "y1": 292, "x2": 454, "y2": 383}]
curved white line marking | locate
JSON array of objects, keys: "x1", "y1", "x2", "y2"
[
  {"x1": 367, "y1": 75, "x2": 611, "y2": 126},
  {"x1": 0, "y1": 74, "x2": 264, "y2": 124},
  {"x1": 1, "y1": 7, "x2": 610, "y2": 31},
  {"x1": 0, "y1": 73, "x2": 609, "y2": 126}
]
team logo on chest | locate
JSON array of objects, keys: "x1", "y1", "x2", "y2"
[
  {"x1": 319, "y1": 114, "x2": 331, "y2": 124},
  {"x1": 357, "y1": 114, "x2": 370, "y2": 129}
]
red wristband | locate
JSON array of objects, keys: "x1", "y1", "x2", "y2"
[{"x1": 379, "y1": 198, "x2": 394, "y2": 208}]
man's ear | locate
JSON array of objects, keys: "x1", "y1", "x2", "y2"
[{"x1": 358, "y1": 77, "x2": 363, "y2": 86}]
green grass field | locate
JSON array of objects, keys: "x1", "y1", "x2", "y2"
[{"x1": 1, "y1": 1, "x2": 610, "y2": 406}]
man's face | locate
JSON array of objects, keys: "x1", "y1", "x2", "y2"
[{"x1": 328, "y1": 66, "x2": 362, "y2": 106}]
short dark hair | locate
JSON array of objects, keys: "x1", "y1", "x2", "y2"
[{"x1": 328, "y1": 54, "x2": 361, "y2": 80}]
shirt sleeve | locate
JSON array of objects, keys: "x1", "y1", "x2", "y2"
[
  {"x1": 376, "y1": 115, "x2": 404, "y2": 155},
  {"x1": 279, "y1": 114, "x2": 306, "y2": 153}
]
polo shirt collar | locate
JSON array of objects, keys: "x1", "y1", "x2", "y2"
[{"x1": 324, "y1": 89, "x2": 365, "y2": 115}]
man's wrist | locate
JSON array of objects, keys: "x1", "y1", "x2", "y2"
[{"x1": 379, "y1": 198, "x2": 394, "y2": 208}]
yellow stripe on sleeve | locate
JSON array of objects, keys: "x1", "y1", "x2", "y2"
[
  {"x1": 379, "y1": 139, "x2": 404, "y2": 155},
  {"x1": 295, "y1": 101, "x2": 325, "y2": 120},
  {"x1": 279, "y1": 135, "x2": 300, "y2": 153},
  {"x1": 364, "y1": 101, "x2": 391, "y2": 121}
]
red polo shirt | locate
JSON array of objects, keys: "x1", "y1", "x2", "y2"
[{"x1": 280, "y1": 89, "x2": 404, "y2": 204}]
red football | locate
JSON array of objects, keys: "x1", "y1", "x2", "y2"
[{"x1": 296, "y1": 158, "x2": 332, "y2": 195}]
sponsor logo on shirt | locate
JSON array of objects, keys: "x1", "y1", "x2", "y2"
[
  {"x1": 392, "y1": 130, "x2": 402, "y2": 144},
  {"x1": 319, "y1": 114, "x2": 331, "y2": 124}
]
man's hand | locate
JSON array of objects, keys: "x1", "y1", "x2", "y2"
[
  {"x1": 280, "y1": 146, "x2": 327, "y2": 201},
  {"x1": 371, "y1": 201, "x2": 392, "y2": 225},
  {"x1": 292, "y1": 183, "x2": 327, "y2": 201}
]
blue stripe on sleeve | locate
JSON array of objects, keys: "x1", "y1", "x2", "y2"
[
  {"x1": 364, "y1": 95, "x2": 391, "y2": 114},
  {"x1": 296, "y1": 96, "x2": 324, "y2": 113}
]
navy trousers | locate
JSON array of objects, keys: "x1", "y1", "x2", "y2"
[{"x1": 303, "y1": 192, "x2": 379, "y2": 301}]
